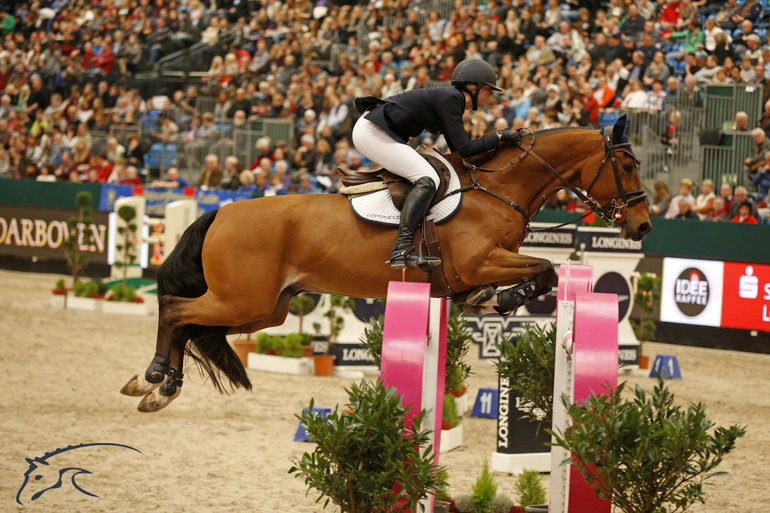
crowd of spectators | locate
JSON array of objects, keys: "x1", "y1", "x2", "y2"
[{"x1": 2, "y1": 0, "x2": 770, "y2": 220}]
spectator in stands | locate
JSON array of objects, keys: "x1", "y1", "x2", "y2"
[
  {"x1": 156, "y1": 112, "x2": 179, "y2": 142},
  {"x1": 693, "y1": 54, "x2": 722, "y2": 86},
  {"x1": 744, "y1": 128, "x2": 770, "y2": 187},
  {"x1": 118, "y1": 166, "x2": 143, "y2": 186},
  {"x1": 219, "y1": 155, "x2": 242, "y2": 191},
  {"x1": 730, "y1": 186, "x2": 760, "y2": 218},
  {"x1": 693, "y1": 178, "x2": 717, "y2": 219},
  {"x1": 707, "y1": 196, "x2": 731, "y2": 221},
  {"x1": 751, "y1": 151, "x2": 770, "y2": 199},
  {"x1": 716, "y1": 0, "x2": 742, "y2": 31},
  {"x1": 732, "y1": 200, "x2": 760, "y2": 223},
  {"x1": 731, "y1": 111, "x2": 750, "y2": 133},
  {"x1": 150, "y1": 167, "x2": 189, "y2": 189},
  {"x1": 197, "y1": 154, "x2": 224, "y2": 189},
  {"x1": 664, "y1": 178, "x2": 696, "y2": 218},
  {"x1": 719, "y1": 182, "x2": 734, "y2": 210},
  {"x1": 235, "y1": 170, "x2": 258, "y2": 195},
  {"x1": 643, "y1": 52, "x2": 671, "y2": 89},
  {"x1": 673, "y1": 197, "x2": 700, "y2": 219},
  {"x1": 295, "y1": 172, "x2": 321, "y2": 194},
  {"x1": 197, "y1": 112, "x2": 220, "y2": 141},
  {"x1": 665, "y1": 19, "x2": 705, "y2": 67}
]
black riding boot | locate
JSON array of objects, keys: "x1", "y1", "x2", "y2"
[{"x1": 389, "y1": 176, "x2": 441, "y2": 271}]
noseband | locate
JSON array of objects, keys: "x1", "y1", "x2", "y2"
[{"x1": 460, "y1": 126, "x2": 647, "y2": 227}]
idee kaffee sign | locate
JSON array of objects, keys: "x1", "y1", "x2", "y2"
[{"x1": 661, "y1": 257, "x2": 770, "y2": 332}]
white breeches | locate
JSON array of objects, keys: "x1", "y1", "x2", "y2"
[{"x1": 352, "y1": 116, "x2": 440, "y2": 189}]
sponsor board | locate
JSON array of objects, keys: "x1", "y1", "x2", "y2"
[
  {"x1": 721, "y1": 262, "x2": 770, "y2": 331},
  {"x1": 0, "y1": 205, "x2": 110, "y2": 263},
  {"x1": 660, "y1": 258, "x2": 723, "y2": 327}
]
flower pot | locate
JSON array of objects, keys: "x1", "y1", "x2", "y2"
[
  {"x1": 66, "y1": 294, "x2": 103, "y2": 311},
  {"x1": 313, "y1": 354, "x2": 335, "y2": 376},
  {"x1": 524, "y1": 506, "x2": 548, "y2": 513},
  {"x1": 233, "y1": 339, "x2": 255, "y2": 367},
  {"x1": 439, "y1": 423, "x2": 463, "y2": 452},
  {"x1": 638, "y1": 355, "x2": 650, "y2": 369},
  {"x1": 247, "y1": 353, "x2": 313, "y2": 375},
  {"x1": 102, "y1": 299, "x2": 151, "y2": 316},
  {"x1": 301, "y1": 344, "x2": 314, "y2": 357}
]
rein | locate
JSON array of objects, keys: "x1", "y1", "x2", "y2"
[{"x1": 453, "y1": 127, "x2": 647, "y2": 231}]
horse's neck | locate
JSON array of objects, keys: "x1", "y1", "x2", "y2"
[{"x1": 463, "y1": 134, "x2": 595, "y2": 214}]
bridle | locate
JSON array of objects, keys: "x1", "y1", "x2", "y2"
[{"x1": 452, "y1": 126, "x2": 648, "y2": 229}]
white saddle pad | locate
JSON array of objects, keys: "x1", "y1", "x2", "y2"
[{"x1": 349, "y1": 152, "x2": 463, "y2": 226}]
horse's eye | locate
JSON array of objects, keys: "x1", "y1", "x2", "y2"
[{"x1": 623, "y1": 163, "x2": 633, "y2": 173}]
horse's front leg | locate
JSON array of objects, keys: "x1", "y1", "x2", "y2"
[{"x1": 456, "y1": 247, "x2": 556, "y2": 315}]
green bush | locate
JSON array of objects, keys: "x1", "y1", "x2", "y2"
[
  {"x1": 256, "y1": 332, "x2": 272, "y2": 354},
  {"x1": 445, "y1": 305, "x2": 472, "y2": 394},
  {"x1": 73, "y1": 280, "x2": 87, "y2": 297},
  {"x1": 283, "y1": 333, "x2": 303, "y2": 358},
  {"x1": 454, "y1": 494, "x2": 474, "y2": 513},
  {"x1": 515, "y1": 469, "x2": 546, "y2": 507},
  {"x1": 489, "y1": 495, "x2": 514, "y2": 513},
  {"x1": 270, "y1": 335, "x2": 285, "y2": 355},
  {"x1": 551, "y1": 377, "x2": 746, "y2": 513},
  {"x1": 442, "y1": 393, "x2": 460, "y2": 429},
  {"x1": 289, "y1": 379, "x2": 445, "y2": 513},
  {"x1": 471, "y1": 458, "x2": 497, "y2": 513},
  {"x1": 494, "y1": 322, "x2": 555, "y2": 429},
  {"x1": 359, "y1": 314, "x2": 384, "y2": 368}
]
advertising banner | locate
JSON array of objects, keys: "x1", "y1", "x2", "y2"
[
  {"x1": 660, "y1": 258, "x2": 724, "y2": 327},
  {"x1": 721, "y1": 262, "x2": 770, "y2": 331},
  {"x1": 100, "y1": 185, "x2": 254, "y2": 217},
  {"x1": 0, "y1": 205, "x2": 110, "y2": 264}
]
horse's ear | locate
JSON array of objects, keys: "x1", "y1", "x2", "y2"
[{"x1": 612, "y1": 113, "x2": 629, "y2": 144}]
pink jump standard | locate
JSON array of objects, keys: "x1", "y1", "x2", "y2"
[
  {"x1": 551, "y1": 263, "x2": 618, "y2": 513},
  {"x1": 380, "y1": 281, "x2": 448, "y2": 513}
]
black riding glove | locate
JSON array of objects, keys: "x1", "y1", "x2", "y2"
[{"x1": 500, "y1": 129, "x2": 521, "y2": 144}]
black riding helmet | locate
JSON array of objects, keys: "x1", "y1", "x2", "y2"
[{"x1": 450, "y1": 58, "x2": 503, "y2": 110}]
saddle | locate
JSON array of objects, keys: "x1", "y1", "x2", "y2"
[{"x1": 337, "y1": 146, "x2": 452, "y2": 210}]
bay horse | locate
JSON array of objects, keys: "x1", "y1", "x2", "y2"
[{"x1": 121, "y1": 114, "x2": 651, "y2": 412}]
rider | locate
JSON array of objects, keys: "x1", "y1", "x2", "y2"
[{"x1": 352, "y1": 58, "x2": 520, "y2": 271}]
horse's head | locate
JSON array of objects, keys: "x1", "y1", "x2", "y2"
[{"x1": 582, "y1": 114, "x2": 652, "y2": 241}]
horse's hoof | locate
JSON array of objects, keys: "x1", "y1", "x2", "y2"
[
  {"x1": 466, "y1": 284, "x2": 496, "y2": 305},
  {"x1": 137, "y1": 388, "x2": 180, "y2": 413},
  {"x1": 121, "y1": 374, "x2": 162, "y2": 397}
]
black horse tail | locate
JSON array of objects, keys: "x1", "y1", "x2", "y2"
[{"x1": 157, "y1": 208, "x2": 252, "y2": 393}]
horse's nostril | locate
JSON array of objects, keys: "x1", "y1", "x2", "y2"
[{"x1": 639, "y1": 222, "x2": 652, "y2": 235}]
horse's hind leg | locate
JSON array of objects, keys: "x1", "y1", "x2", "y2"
[
  {"x1": 120, "y1": 304, "x2": 182, "y2": 398},
  {"x1": 136, "y1": 334, "x2": 186, "y2": 413}
]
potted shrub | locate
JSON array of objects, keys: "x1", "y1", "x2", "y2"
[
  {"x1": 103, "y1": 204, "x2": 150, "y2": 316},
  {"x1": 630, "y1": 272, "x2": 661, "y2": 369},
  {"x1": 67, "y1": 277, "x2": 109, "y2": 311},
  {"x1": 290, "y1": 293, "x2": 317, "y2": 356},
  {"x1": 360, "y1": 305, "x2": 472, "y2": 449},
  {"x1": 494, "y1": 322, "x2": 556, "y2": 430},
  {"x1": 516, "y1": 469, "x2": 547, "y2": 512},
  {"x1": 289, "y1": 379, "x2": 446, "y2": 513},
  {"x1": 445, "y1": 305, "x2": 473, "y2": 416},
  {"x1": 550, "y1": 376, "x2": 746, "y2": 513},
  {"x1": 311, "y1": 294, "x2": 355, "y2": 376},
  {"x1": 452, "y1": 458, "x2": 518, "y2": 513},
  {"x1": 246, "y1": 332, "x2": 312, "y2": 375},
  {"x1": 53, "y1": 191, "x2": 99, "y2": 310}
]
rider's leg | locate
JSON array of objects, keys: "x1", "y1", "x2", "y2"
[
  {"x1": 390, "y1": 176, "x2": 438, "y2": 269},
  {"x1": 352, "y1": 117, "x2": 441, "y2": 270}
]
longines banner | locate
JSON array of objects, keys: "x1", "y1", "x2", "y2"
[
  {"x1": 0, "y1": 205, "x2": 110, "y2": 264},
  {"x1": 661, "y1": 257, "x2": 770, "y2": 331}
]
